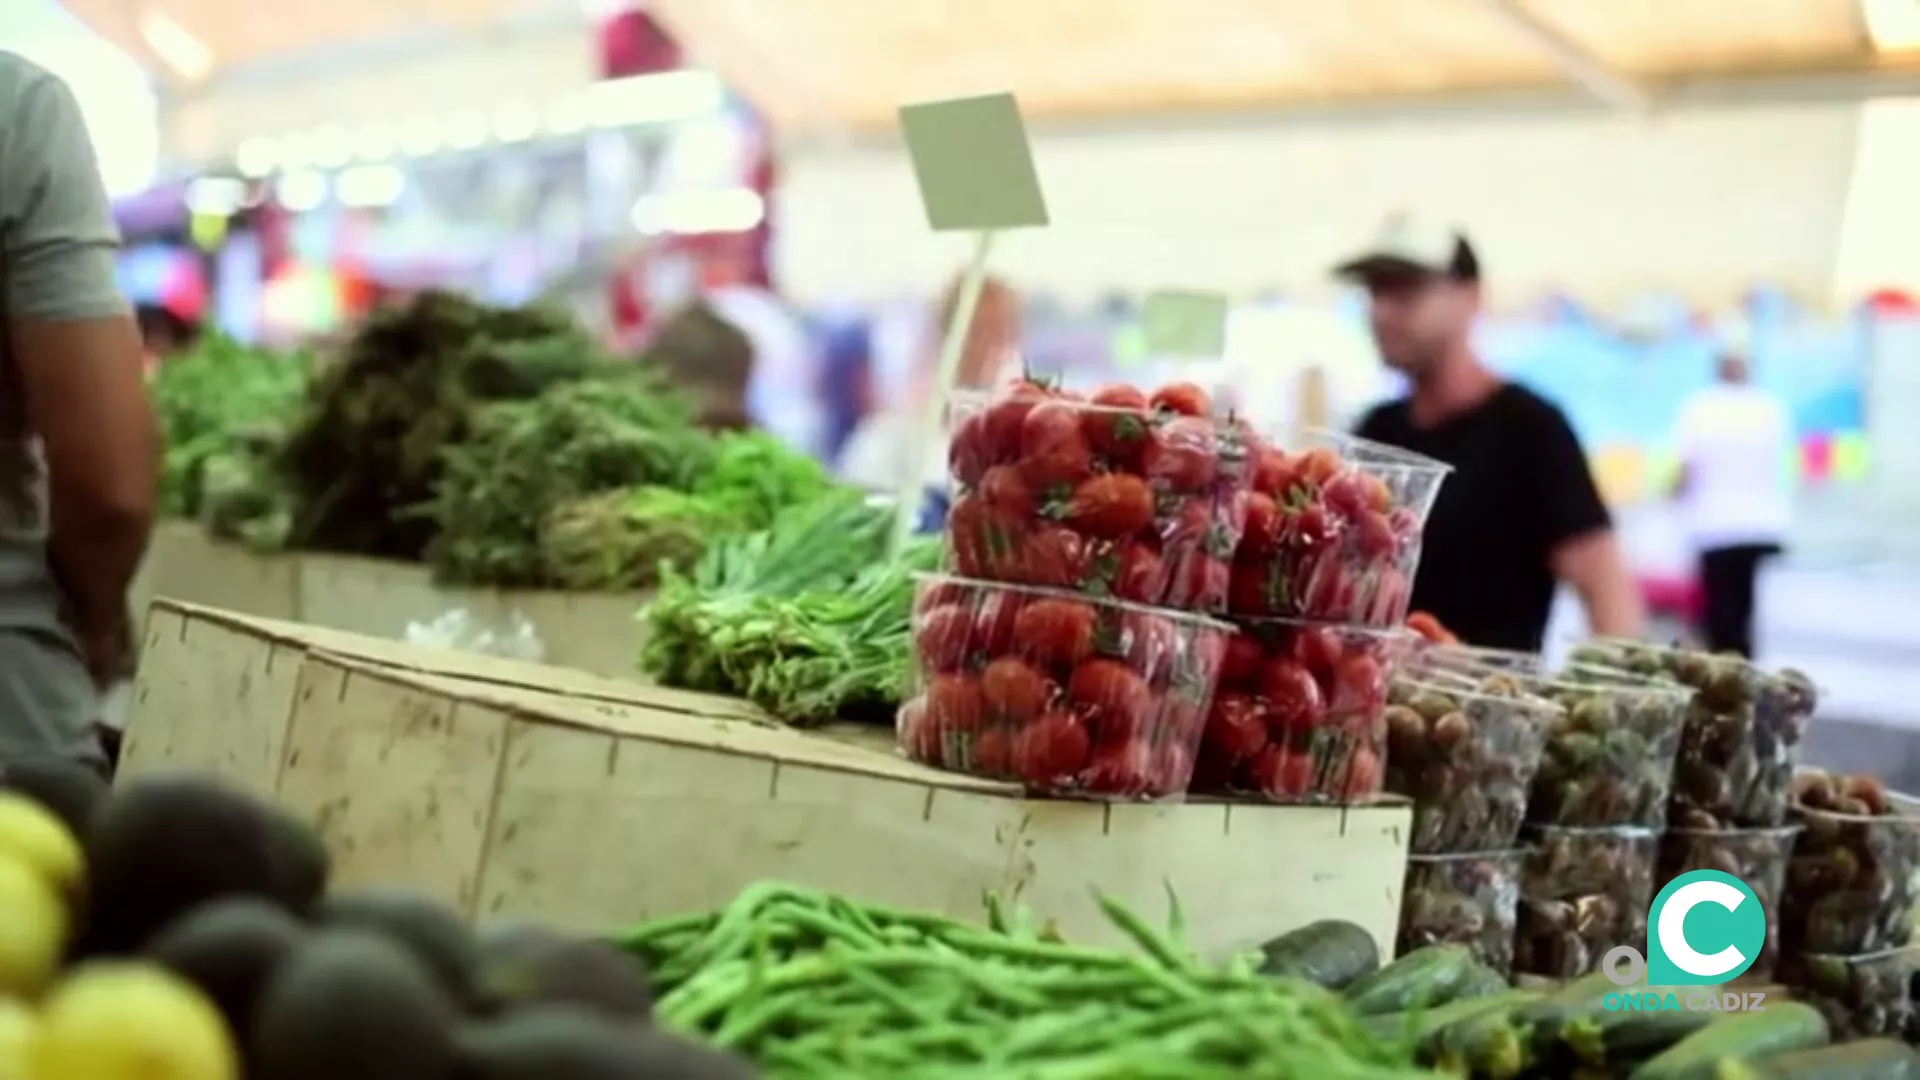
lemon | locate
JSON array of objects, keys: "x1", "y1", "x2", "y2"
[
  {"x1": 28, "y1": 963, "x2": 237, "y2": 1080},
  {"x1": 0, "y1": 997, "x2": 35, "y2": 1080},
  {"x1": 0, "y1": 796, "x2": 82, "y2": 893},
  {"x1": 0, "y1": 857, "x2": 66, "y2": 998}
]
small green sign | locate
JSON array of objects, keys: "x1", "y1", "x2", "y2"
[
  {"x1": 898, "y1": 93, "x2": 1049, "y2": 232},
  {"x1": 1140, "y1": 290, "x2": 1229, "y2": 360}
]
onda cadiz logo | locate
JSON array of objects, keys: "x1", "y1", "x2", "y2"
[{"x1": 1601, "y1": 870, "x2": 1770, "y2": 1013}]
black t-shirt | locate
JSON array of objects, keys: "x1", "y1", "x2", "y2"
[{"x1": 1354, "y1": 383, "x2": 1611, "y2": 651}]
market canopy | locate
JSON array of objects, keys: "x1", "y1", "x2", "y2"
[{"x1": 648, "y1": 0, "x2": 1920, "y2": 130}]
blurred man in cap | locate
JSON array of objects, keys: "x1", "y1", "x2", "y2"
[
  {"x1": 1339, "y1": 213, "x2": 1643, "y2": 650},
  {"x1": 1670, "y1": 332, "x2": 1792, "y2": 657}
]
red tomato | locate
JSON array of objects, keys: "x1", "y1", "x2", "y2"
[
  {"x1": 1281, "y1": 501, "x2": 1338, "y2": 550},
  {"x1": 1351, "y1": 509, "x2": 1398, "y2": 561},
  {"x1": 1109, "y1": 541, "x2": 1166, "y2": 604},
  {"x1": 1149, "y1": 382, "x2": 1213, "y2": 418},
  {"x1": 1330, "y1": 650, "x2": 1387, "y2": 713},
  {"x1": 980, "y1": 656, "x2": 1053, "y2": 722},
  {"x1": 948, "y1": 410, "x2": 995, "y2": 487},
  {"x1": 1287, "y1": 623, "x2": 1346, "y2": 675},
  {"x1": 1183, "y1": 627, "x2": 1228, "y2": 687},
  {"x1": 1011, "y1": 598, "x2": 1098, "y2": 667},
  {"x1": 1011, "y1": 711, "x2": 1092, "y2": 783},
  {"x1": 898, "y1": 697, "x2": 940, "y2": 764},
  {"x1": 1150, "y1": 740, "x2": 1193, "y2": 795},
  {"x1": 1065, "y1": 473, "x2": 1156, "y2": 538},
  {"x1": 969, "y1": 726, "x2": 1014, "y2": 775},
  {"x1": 913, "y1": 603, "x2": 974, "y2": 672},
  {"x1": 982, "y1": 386, "x2": 1047, "y2": 462},
  {"x1": 1203, "y1": 692, "x2": 1268, "y2": 763},
  {"x1": 1083, "y1": 384, "x2": 1154, "y2": 462},
  {"x1": 1082, "y1": 740, "x2": 1157, "y2": 796},
  {"x1": 1110, "y1": 610, "x2": 1177, "y2": 679},
  {"x1": 1164, "y1": 552, "x2": 1231, "y2": 613},
  {"x1": 1240, "y1": 491, "x2": 1282, "y2": 555},
  {"x1": 1018, "y1": 401, "x2": 1096, "y2": 489},
  {"x1": 1141, "y1": 417, "x2": 1219, "y2": 492},
  {"x1": 1339, "y1": 745, "x2": 1383, "y2": 801},
  {"x1": 1360, "y1": 472, "x2": 1394, "y2": 513},
  {"x1": 1251, "y1": 449, "x2": 1295, "y2": 498},
  {"x1": 1387, "y1": 505, "x2": 1422, "y2": 543},
  {"x1": 946, "y1": 495, "x2": 1020, "y2": 579},
  {"x1": 971, "y1": 589, "x2": 1025, "y2": 654},
  {"x1": 915, "y1": 580, "x2": 967, "y2": 614},
  {"x1": 1018, "y1": 526, "x2": 1087, "y2": 589},
  {"x1": 978, "y1": 465, "x2": 1038, "y2": 518},
  {"x1": 1243, "y1": 745, "x2": 1299, "y2": 797},
  {"x1": 1158, "y1": 689, "x2": 1208, "y2": 744},
  {"x1": 1220, "y1": 632, "x2": 1265, "y2": 687},
  {"x1": 1257, "y1": 658, "x2": 1324, "y2": 735},
  {"x1": 1161, "y1": 497, "x2": 1234, "y2": 556},
  {"x1": 1227, "y1": 558, "x2": 1287, "y2": 616},
  {"x1": 1405, "y1": 610, "x2": 1455, "y2": 645},
  {"x1": 1366, "y1": 567, "x2": 1410, "y2": 628},
  {"x1": 1301, "y1": 556, "x2": 1361, "y2": 622},
  {"x1": 1296, "y1": 447, "x2": 1344, "y2": 486},
  {"x1": 925, "y1": 674, "x2": 986, "y2": 735},
  {"x1": 1067, "y1": 659, "x2": 1154, "y2": 742},
  {"x1": 1321, "y1": 472, "x2": 1374, "y2": 519}
]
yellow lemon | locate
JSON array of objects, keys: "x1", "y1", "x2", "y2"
[
  {"x1": 0, "y1": 796, "x2": 81, "y2": 894},
  {"x1": 0, "y1": 857, "x2": 66, "y2": 998},
  {"x1": 28, "y1": 963, "x2": 237, "y2": 1080},
  {"x1": 0, "y1": 997, "x2": 35, "y2": 1080}
]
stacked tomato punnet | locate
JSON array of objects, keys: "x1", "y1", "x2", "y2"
[
  {"x1": 899, "y1": 575, "x2": 1230, "y2": 799},
  {"x1": 944, "y1": 380, "x2": 1250, "y2": 614},
  {"x1": 1191, "y1": 618, "x2": 1413, "y2": 803},
  {"x1": 1227, "y1": 432, "x2": 1450, "y2": 626}
]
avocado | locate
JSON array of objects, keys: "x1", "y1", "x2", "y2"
[
  {"x1": 318, "y1": 887, "x2": 480, "y2": 1007},
  {"x1": 143, "y1": 896, "x2": 307, "y2": 1044},
  {"x1": 79, "y1": 772, "x2": 330, "y2": 955},
  {"x1": 456, "y1": 1007, "x2": 758, "y2": 1080},
  {"x1": 0, "y1": 756, "x2": 109, "y2": 838},
  {"x1": 474, "y1": 921, "x2": 652, "y2": 1020},
  {"x1": 252, "y1": 928, "x2": 459, "y2": 1080}
]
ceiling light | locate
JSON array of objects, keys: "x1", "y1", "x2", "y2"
[
  {"x1": 275, "y1": 171, "x2": 328, "y2": 213},
  {"x1": 335, "y1": 165, "x2": 406, "y2": 208},
  {"x1": 138, "y1": 10, "x2": 213, "y2": 80},
  {"x1": 235, "y1": 137, "x2": 277, "y2": 178},
  {"x1": 630, "y1": 188, "x2": 764, "y2": 235},
  {"x1": 587, "y1": 70, "x2": 725, "y2": 129},
  {"x1": 1864, "y1": 0, "x2": 1920, "y2": 52}
]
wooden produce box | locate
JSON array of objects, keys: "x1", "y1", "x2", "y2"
[{"x1": 122, "y1": 599, "x2": 751, "y2": 796}]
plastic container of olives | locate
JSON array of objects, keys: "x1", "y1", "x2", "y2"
[
  {"x1": 1656, "y1": 825, "x2": 1799, "y2": 980},
  {"x1": 1778, "y1": 947, "x2": 1920, "y2": 1040},
  {"x1": 1515, "y1": 824, "x2": 1658, "y2": 979},
  {"x1": 1521, "y1": 670, "x2": 1692, "y2": 829},
  {"x1": 1780, "y1": 782, "x2": 1920, "y2": 956},
  {"x1": 1568, "y1": 640, "x2": 1817, "y2": 829},
  {"x1": 1385, "y1": 672, "x2": 1561, "y2": 854},
  {"x1": 1410, "y1": 643, "x2": 1547, "y2": 677},
  {"x1": 1399, "y1": 848, "x2": 1526, "y2": 975}
]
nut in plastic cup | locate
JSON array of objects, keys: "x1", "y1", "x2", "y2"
[
  {"x1": 1656, "y1": 825, "x2": 1800, "y2": 980},
  {"x1": 899, "y1": 572, "x2": 1233, "y2": 801},
  {"x1": 1384, "y1": 675, "x2": 1562, "y2": 854},
  {"x1": 1516, "y1": 824, "x2": 1660, "y2": 979},
  {"x1": 1401, "y1": 848, "x2": 1528, "y2": 974},
  {"x1": 1192, "y1": 616, "x2": 1416, "y2": 804},
  {"x1": 1521, "y1": 673, "x2": 1693, "y2": 828},
  {"x1": 1777, "y1": 945, "x2": 1920, "y2": 1039},
  {"x1": 1781, "y1": 801, "x2": 1920, "y2": 955}
]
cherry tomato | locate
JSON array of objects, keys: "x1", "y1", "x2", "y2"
[
  {"x1": 1220, "y1": 632, "x2": 1264, "y2": 687},
  {"x1": 1083, "y1": 384, "x2": 1153, "y2": 462},
  {"x1": 978, "y1": 465, "x2": 1037, "y2": 518},
  {"x1": 980, "y1": 656, "x2": 1052, "y2": 722},
  {"x1": 1203, "y1": 692, "x2": 1268, "y2": 763},
  {"x1": 1150, "y1": 740, "x2": 1193, "y2": 795},
  {"x1": 1257, "y1": 658, "x2": 1324, "y2": 735},
  {"x1": 1301, "y1": 556, "x2": 1361, "y2": 622},
  {"x1": 1359, "y1": 472, "x2": 1394, "y2": 513},
  {"x1": 1387, "y1": 505, "x2": 1422, "y2": 543},
  {"x1": 1109, "y1": 541, "x2": 1165, "y2": 604},
  {"x1": 1351, "y1": 508, "x2": 1398, "y2": 561},
  {"x1": 982, "y1": 386, "x2": 1047, "y2": 462},
  {"x1": 969, "y1": 726, "x2": 1014, "y2": 775},
  {"x1": 948, "y1": 410, "x2": 995, "y2": 488},
  {"x1": 915, "y1": 580, "x2": 967, "y2": 614},
  {"x1": 898, "y1": 696, "x2": 940, "y2": 764},
  {"x1": 1294, "y1": 447, "x2": 1344, "y2": 488},
  {"x1": 1321, "y1": 472, "x2": 1374, "y2": 519},
  {"x1": 1240, "y1": 491, "x2": 1282, "y2": 555},
  {"x1": 946, "y1": 495, "x2": 1020, "y2": 579},
  {"x1": 1228, "y1": 558, "x2": 1287, "y2": 617},
  {"x1": 971, "y1": 589, "x2": 1025, "y2": 654},
  {"x1": 1287, "y1": 624, "x2": 1346, "y2": 675},
  {"x1": 1183, "y1": 627, "x2": 1228, "y2": 688},
  {"x1": 1339, "y1": 745, "x2": 1384, "y2": 801},
  {"x1": 1107, "y1": 610, "x2": 1177, "y2": 679},
  {"x1": 1082, "y1": 740, "x2": 1157, "y2": 796},
  {"x1": 1149, "y1": 381, "x2": 1213, "y2": 418},
  {"x1": 1066, "y1": 473, "x2": 1156, "y2": 538},
  {"x1": 1067, "y1": 658, "x2": 1154, "y2": 742},
  {"x1": 1140, "y1": 416, "x2": 1219, "y2": 492},
  {"x1": 1406, "y1": 610, "x2": 1456, "y2": 646},
  {"x1": 1367, "y1": 567, "x2": 1410, "y2": 627},
  {"x1": 1251, "y1": 449, "x2": 1295, "y2": 498},
  {"x1": 1011, "y1": 711, "x2": 1092, "y2": 783},
  {"x1": 925, "y1": 673, "x2": 986, "y2": 735},
  {"x1": 1246, "y1": 745, "x2": 1314, "y2": 798},
  {"x1": 1018, "y1": 401, "x2": 1096, "y2": 489},
  {"x1": 1330, "y1": 650, "x2": 1387, "y2": 713},
  {"x1": 913, "y1": 603, "x2": 974, "y2": 672},
  {"x1": 1011, "y1": 598, "x2": 1098, "y2": 667},
  {"x1": 1018, "y1": 525, "x2": 1087, "y2": 589},
  {"x1": 1164, "y1": 552, "x2": 1230, "y2": 613}
]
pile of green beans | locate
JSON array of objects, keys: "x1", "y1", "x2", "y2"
[{"x1": 615, "y1": 883, "x2": 1440, "y2": 1079}]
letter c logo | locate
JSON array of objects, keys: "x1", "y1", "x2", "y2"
[{"x1": 1659, "y1": 879, "x2": 1747, "y2": 978}]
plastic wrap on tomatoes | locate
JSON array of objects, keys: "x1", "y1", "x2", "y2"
[
  {"x1": 939, "y1": 385, "x2": 1250, "y2": 615},
  {"x1": 1191, "y1": 617, "x2": 1415, "y2": 804},
  {"x1": 896, "y1": 573, "x2": 1229, "y2": 800},
  {"x1": 1227, "y1": 431, "x2": 1450, "y2": 627}
]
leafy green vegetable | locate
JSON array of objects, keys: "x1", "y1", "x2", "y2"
[{"x1": 151, "y1": 333, "x2": 308, "y2": 520}]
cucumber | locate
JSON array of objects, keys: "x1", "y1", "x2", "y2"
[
  {"x1": 1431, "y1": 997, "x2": 1542, "y2": 1079},
  {"x1": 1343, "y1": 944, "x2": 1479, "y2": 1015},
  {"x1": 1362, "y1": 988, "x2": 1538, "y2": 1047},
  {"x1": 1629, "y1": 1002, "x2": 1830, "y2": 1080},
  {"x1": 1256, "y1": 919, "x2": 1380, "y2": 989},
  {"x1": 1734, "y1": 1039, "x2": 1920, "y2": 1080},
  {"x1": 1575, "y1": 1008, "x2": 1716, "y2": 1068}
]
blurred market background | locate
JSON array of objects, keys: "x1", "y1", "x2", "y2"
[{"x1": 13, "y1": 0, "x2": 1920, "y2": 774}]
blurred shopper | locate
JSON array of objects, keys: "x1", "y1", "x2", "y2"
[
  {"x1": 1670, "y1": 344, "x2": 1792, "y2": 657},
  {"x1": 645, "y1": 301, "x2": 756, "y2": 432},
  {"x1": 1337, "y1": 214, "x2": 1642, "y2": 650},
  {"x1": 838, "y1": 275, "x2": 1021, "y2": 507},
  {"x1": 0, "y1": 55, "x2": 159, "y2": 773},
  {"x1": 816, "y1": 317, "x2": 876, "y2": 464},
  {"x1": 695, "y1": 238, "x2": 823, "y2": 456}
]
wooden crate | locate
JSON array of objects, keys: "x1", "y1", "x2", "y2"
[
  {"x1": 273, "y1": 655, "x2": 1411, "y2": 958},
  {"x1": 122, "y1": 599, "x2": 757, "y2": 796}
]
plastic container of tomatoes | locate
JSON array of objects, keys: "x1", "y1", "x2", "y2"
[
  {"x1": 941, "y1": 381, "x2": 1252, "y2": 615},
  {"x1": 1227, "y1": 430, "x2": 1451, "y2": 627},
  {"x1": 897, "y1": 572, "x2": 1233, "y2": 800},
  {"x1": 1189, "y1": 616, "x2": 1416, "y2": 804}
]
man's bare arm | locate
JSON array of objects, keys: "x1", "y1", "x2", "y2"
[
  {"x1": 2, "y1": 67, "x2": 158, "y2": 652},
  {"x1": 1550, "y1": 528, "x2": 1645, "y2": 638}
]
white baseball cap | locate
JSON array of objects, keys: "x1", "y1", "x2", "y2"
[{"x1": 1333, "y1": 212, "x2": 1481, "y2": 282}]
